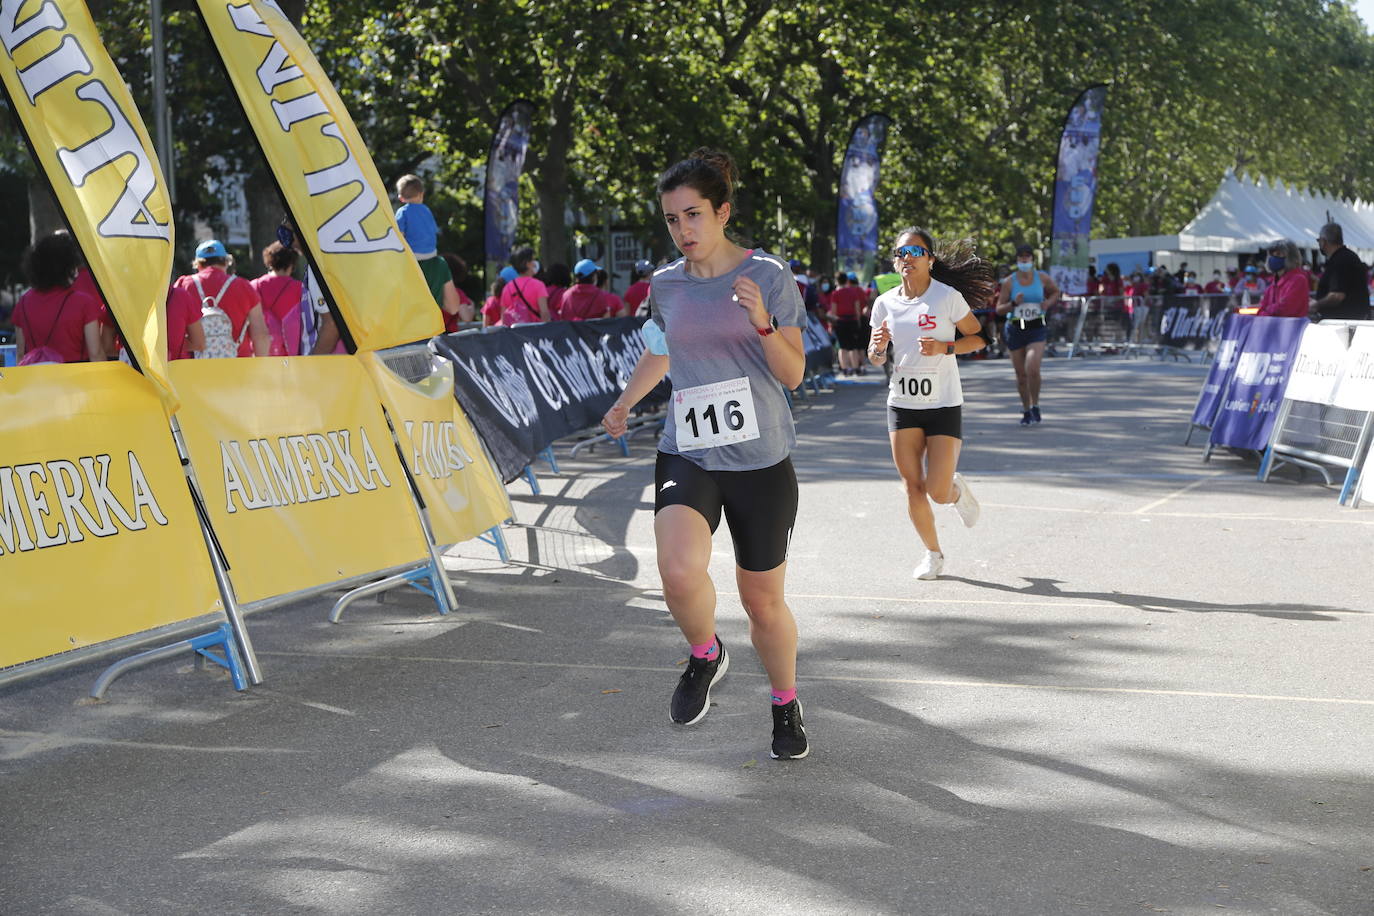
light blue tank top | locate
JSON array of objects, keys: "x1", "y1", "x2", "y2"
[{"x1": 1011, "y1": 269, "x2": 1045, "y2": 304}]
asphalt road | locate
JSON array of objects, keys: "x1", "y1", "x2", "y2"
[{"x1": 2, "y1": 356, "x2": 1370, "y2": 916}]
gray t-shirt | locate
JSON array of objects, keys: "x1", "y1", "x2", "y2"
[{"x1": 650, "y1": 249, "x2": 806, "y2": 471}]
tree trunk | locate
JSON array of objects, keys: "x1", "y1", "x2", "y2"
[
  {"x1": 534, "y1": 91, "x2": 575, "y2": 268},
  {"x1": 809, "y1": 154, "x2": 837, "y2": 273},
  {"x1": 27, "y1": 180, "x2": 65, "y2": 243}
]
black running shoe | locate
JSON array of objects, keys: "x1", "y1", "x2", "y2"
[
  {"x1": 1019, "y1": 409, "x2": 1033, "y2": 426},
  {"x1": 770, "y1": 699, "x2": 810, "y2": 759},
  {"x1": 670, "y1": 639, "x2": 729, "y2": 725},
  {"x1": 1031, "y1": 405, "x2": 1042, "y2": 423}
]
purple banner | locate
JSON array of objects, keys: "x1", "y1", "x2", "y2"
[
  {"x1": 1208, "y1": 317, "x2": 1308, "y2": 450},
  {"x1": 484, "y1": 101, "x2": 534, "y2": 270},
  {"x1": 836, "y1": 114, "x2": 891, "y2": 281},
  {"x1": 1190, "y1": 313, "x2": 1254, "y2": 428},
  {"x1": 1049, "y1": 86, "x2": 1106, "y2": 296}
]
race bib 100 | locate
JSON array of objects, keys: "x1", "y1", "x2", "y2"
[
  {"x1": 673, "y1": 376, "x2": 761, "y2": 450},
  {"x1": 890, "y1": 365, "x2": 940, "y2": 407}
]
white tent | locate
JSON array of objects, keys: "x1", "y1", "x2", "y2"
[{"x1": 1091, "y1": 171, "x2": 1374, "y2": 274}]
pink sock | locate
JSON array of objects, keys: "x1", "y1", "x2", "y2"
[
  {"x1": 690, "y1": 637, "x2": 719, "y2": 660},
  {"x1": 771, "y1": 687, "x2": 797, "y2": 706}
]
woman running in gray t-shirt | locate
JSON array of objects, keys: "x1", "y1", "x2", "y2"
[{"x1": 601, "y1": 149, "x2": 811, "y2": 760}]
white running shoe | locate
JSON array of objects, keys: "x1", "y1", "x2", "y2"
[
  {"x1": 913, "y1": 550, "x2": 944, "y2": 580},
  {"x1": 952, "y1": 473, "x2": 980, "y2": 528}
]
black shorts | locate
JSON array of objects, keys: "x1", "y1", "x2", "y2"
[
  {"x1": 887, "y1": 404, "x2": 963, "y2": 438},
  {"x1": 833, "y1": 318, "x2": 863, "y2": 349},
  {"x1": 654, "y1": 451, "x2": 798, "y2": 572},
  {"x1": 1004, "y1": 319, "x2": 1048, "y2": 351}
]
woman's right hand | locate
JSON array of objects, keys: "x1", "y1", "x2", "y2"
[
  {"x1": 869, "y1": 320, "x2": 891, "y2": 353},
  {"x1": 602, "y1": 402, "x2": 630, "y2": 438}
]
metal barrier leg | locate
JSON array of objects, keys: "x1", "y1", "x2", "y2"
[
  {"x1": 1258, "y1": 443, "x2": 1276, "y2": 481},
  {"x1": 1339, "y1": 466, "x2": 1360, "y2": 505},
  {"x1": 90, "y1": 623, "x2": 246, "y2": 699},
  {"x1": 328, "y1": 568, "x2": 426, "y2": 624},
  {"x1": 539, "y1": 445, "x2": 561, "y2": 475},
  {"x1": 478, "y1": 523, "x2": 512, "y2": 563},
  {"x1": 522, "y1": 465, "x2": 541, "y2": 495}
]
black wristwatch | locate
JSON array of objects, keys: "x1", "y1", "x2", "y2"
[{"x1": 945, "y1": 343, "x2": 956, "y2": 355}]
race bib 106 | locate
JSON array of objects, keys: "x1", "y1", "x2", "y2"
[
  {"x1": 890, "y1": 365, "x2": 940, "y2": 407},
  {"x1": 673, "y1": 376, "x2": 761, "y2": 450},
  {"x1": 1013, "y1": 304, "x2": 1044, "y2": 322}
]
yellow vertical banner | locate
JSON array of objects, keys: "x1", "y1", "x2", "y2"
[
  {"x1": 194, "y1": 0, "x2": 442, "y2": 352},
  {"x1": 168, "y1": 357, "x2": 432, "y2": 605},
  {"x1": 360, "y1": 353, "x2": 512, "y2": 547},
  {"x1": 0, "y1": 364, "x2": 220, "y2": 669},
  {"x1": 0, "y1": 0, "x2": 176, "y2": 410}
]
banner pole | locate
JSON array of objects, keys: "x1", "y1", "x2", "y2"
[{"x1": 169, "y1": 416, "x2": 263, "y2": 685}]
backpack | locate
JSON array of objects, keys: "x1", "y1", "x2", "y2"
[
  {"x1": 18, "y1": 291, "x2": 73, "y2": 365},
  {"x1": 193, "y1": 275, "x2": 249, "y2": 359}
]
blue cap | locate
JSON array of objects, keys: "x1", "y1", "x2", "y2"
[
  {"x1": 573, "y1": 258, "x2": 601, "y2": 278},
  {"x1": 1245, "y1": 265, "x2": 1257, "y2": 274},
  {"x1": 195, "y1": 239, "x2": 228, "y2": 260},
  {"x1": 498, "y1": 266, "x2": 518, "y2": 282},
  {"x1": 788, "y1": 258, "x2": 803, "y2": 270},
  {"x1": 846, "y1": 271, "x2": 859, "y2": 282},
  {"x1": 634, "y1": 259, "x2": 653, "y2": 274}
]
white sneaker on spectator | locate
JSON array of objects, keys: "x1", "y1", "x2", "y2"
[
  {"x1": 952, "y1": 473, "x2": 980, "y2": 528},
  {"x1": 913, "y1": 550, "x2": 943, "y2": 580}
]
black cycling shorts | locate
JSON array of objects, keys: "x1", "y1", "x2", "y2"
[
  {"x1": 653, "y1": 451, "x2": 798, "y2": 572},
  {"x1": 833, "y1": 318, "x2": 864, "y2": 350},
  {"x1": 887, "y1": 404, "x2": 963, "y2": 438}
]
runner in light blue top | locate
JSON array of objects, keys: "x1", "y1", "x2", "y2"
[{"x1": 600, "y1": 148, "x2": 811, "y2": 761}]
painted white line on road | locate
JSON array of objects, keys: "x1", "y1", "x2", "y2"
[
  {"x1": 0, "y1": 728, "x2": 306, "y2": 758},
  {"x1": 980, "y1": 502, "x2": 1374, "y2": 526},
  {"x1": 256, "y1": 651, "x2": 1374, "y2": 708},
  {"x1": 1132, "y1": 470, "x2": 1228, "y2": 514}
]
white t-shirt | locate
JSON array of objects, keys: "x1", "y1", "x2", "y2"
[{"x1": 870, "y1": 278, "x2": 971, "y2": 410}]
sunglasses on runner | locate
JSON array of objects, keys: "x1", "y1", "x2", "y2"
[{"x1": 892, "y1": 244, "x2": 930, "y2": 259}]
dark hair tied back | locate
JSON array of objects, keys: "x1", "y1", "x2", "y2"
[
  {"x1": 895, "y1": 226, "x2": 997, "y2": 306},
  {"x1": 657, "y1": 147, "x2": 739, "y2": 212}
]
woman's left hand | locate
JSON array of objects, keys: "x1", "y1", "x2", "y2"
[
  {"x1": 918, "y1": 336, "x2": 945, "y2": 356},
  {"x1": 732, "y1": 275, "x2": 769, "y2": 329}
]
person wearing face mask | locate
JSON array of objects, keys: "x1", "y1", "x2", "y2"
[
  {"x1": 499, "y1": 246, "x2": 550, "y2": 325},
  {"x1": 995, "y1": 243, "x2": 1061, "y2": 425},
  {"x1": 1310, "y1": 222, "x2": 1371, "y2": 321},
  {"x1": 1257, "y1": 239, "x2": 1312, "y2": 318},
  {"x1": 868, "y1": 228, "x2": 994, "y2": 580},
  {"x1": 600, "y1": 148, "x2": 810, "y2": 761}
]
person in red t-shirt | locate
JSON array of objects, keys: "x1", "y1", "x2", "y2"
[
  {"x1": 99, "y1": 284, "x2": 204, "y2": 360},
  {"x1": 559, "y1": 259, "x2": 613, "y2": 321},
  {"x1": 499, "y1": 246, "x2": 549, "y2": 324},
  {"x1": 543, "y1": 262, "x2": 571, "y2": 321},
  {"x1": 595, "y1": 267, "x2": 626, "y2": 317},
  {"x1": 624, "y1": 259, "x2": 653, "y2": 315},
  {"x1": 14, "y1": 231, "x2": 104, "y2": 364},
  {"x1": 174, "y1": 239, "x2": 270, "y2": 357},
  {"x1": 827, "y1": 272, "x2": 869, "y2": 375},
  {"x1": 1257, "y1": 239, "x2": 1311, "y2": 318},
  {"x1": 250, "y1": 241, "x2": 304, "y2": 355}
]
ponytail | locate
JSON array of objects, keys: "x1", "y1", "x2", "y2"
[{"x1": 895, "y1": 226, "x2": 996, "y2": 305}]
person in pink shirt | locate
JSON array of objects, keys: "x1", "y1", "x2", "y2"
[
  {"x1": 1257, "y1": 240, "x2": 1310, "y2": 318},
  {"x1": 499, "y1": 246, "x2": 549, "y2": 324},
  {"x1": 596, "y1": 267, "x2": 627, "y2": 317},
  {"x1": 543, "y1": 262, "x2": 572, "y2": 320},
  {"x1": 250, "y1": 241, "x2": 304, "y2": 355},
  {"x1": 100, "y1": 284, "x2": 204, "y2": 360},
  {"x1": 558, "y1": 259, "x2": 612, "y2": 321},
  {"x1": 174, "y1": 240, "x2": 271, "y2": 356},
  {"x1": 624, "y1": 259, "x2": 653, "y2": 315},
  {"x1": 13, "y1": 231, "x2": 104, "y2": 364}
]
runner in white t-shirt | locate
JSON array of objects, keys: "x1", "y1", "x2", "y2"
[{"x1": 868, "y1": 227, "x2": 996, "y2": 580}]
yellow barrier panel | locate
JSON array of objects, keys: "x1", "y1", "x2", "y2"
[
  {"x1": 0, "y1": 364, "x2": 220, "y2": 669},
  {"x1": 0, "y1": 0, "x2": 176, "y2": 410},
  {"x1": 195, "y1": 0, "x2": 442, "y2": 352},
  {"x1": 360, "y1": 353, "x2": 512, "y2": 546},
  {"x1": 168, "y1": 357, "x2": 430, "y2": 605}
]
